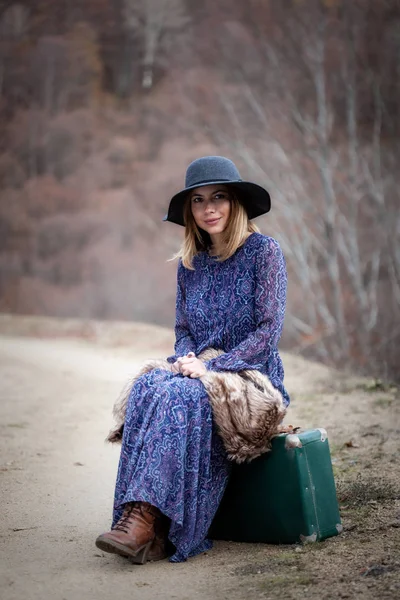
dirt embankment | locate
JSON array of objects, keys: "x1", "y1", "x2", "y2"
[{"x1": 0, "y1": 314, "x2": 399, "y2": 600}]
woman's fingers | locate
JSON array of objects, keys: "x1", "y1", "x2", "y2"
[
  {"x1": 181, "y1": 365, "x2": 197, "y2": 376},
  {"x1": 177, "y1": 352, "x2": 195, "y2": 360},
  {"x1": 180, "y1": 366, "x2": 193, "y2": 376},
  {"x1": 180, "y1": 359, "x2": 207, "y2": 378},
  {"x1": 178, "y1": 356, "x2": 196, "y2": 366}
]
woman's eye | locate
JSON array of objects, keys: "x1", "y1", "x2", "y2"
[{"x1": 192, "y1": 197, "x2": 202, "y2": 203}]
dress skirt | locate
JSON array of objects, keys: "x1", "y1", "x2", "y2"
[{"x1": 112, "y1": 368, "x2": 231, "y2": 562}]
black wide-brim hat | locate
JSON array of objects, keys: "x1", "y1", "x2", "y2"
[{"x1": 163, "y1": 156, "x2": 271, "y2": 226}]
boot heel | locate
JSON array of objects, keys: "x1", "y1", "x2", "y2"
[{"x1": 130, "y1": 540, "x2": 153, "y2": 565}]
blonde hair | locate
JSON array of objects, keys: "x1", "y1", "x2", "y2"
[{"x1": 173, "y1": 191, "x2": 259, "y2": 270}]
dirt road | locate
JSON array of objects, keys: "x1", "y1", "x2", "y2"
[{"x1": 0, "y1": 315, "x2": 399, "y2": 600}]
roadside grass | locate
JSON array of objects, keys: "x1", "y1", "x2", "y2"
[{"x1": 336, "y1": 474, "x2": 399, "y2": 506}]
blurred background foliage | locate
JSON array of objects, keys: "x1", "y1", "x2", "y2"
[{"x1": 0, "y1": 0, "x2": 399, "y2": 380}]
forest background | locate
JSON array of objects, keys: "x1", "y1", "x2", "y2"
[{"x1": 0, "y1": 0, "x2": 399, "y2": 381}]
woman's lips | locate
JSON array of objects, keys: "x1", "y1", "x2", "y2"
[{"x1": 204, "y1": 218, "x2": 220, "y2": 225}]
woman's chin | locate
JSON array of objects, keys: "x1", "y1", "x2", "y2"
[{"x1": 201, "y1": 224, "x2": 226, "y2": 236}]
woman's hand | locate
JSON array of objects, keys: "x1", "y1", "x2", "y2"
[
  {"x1": 174, "y1": 352, "x2": 207, "y2": 378},
  {"x1": 171, "y1": 354, "x2": 190, "y2": 374},
  {"x1": 171, "y1": 361, "x2": 181, "y2": 374}
]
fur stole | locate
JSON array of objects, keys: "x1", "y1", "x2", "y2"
[{"x1": 107, "y1": 349, "x2": 286, "y2": 463}]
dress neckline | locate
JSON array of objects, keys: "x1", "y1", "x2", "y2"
[{"x1": 204, "y1": 232, "x2": 257, "y2": 262}]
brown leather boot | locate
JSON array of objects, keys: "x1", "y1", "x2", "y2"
[
  {"x1": 147, "y1": 514, "x2": 169, "y2": 562},
  {"x1": 95, "y1": 502, "x2": 165, "y2": 564}
]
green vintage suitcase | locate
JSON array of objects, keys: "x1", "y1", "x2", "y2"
[{"x1": 210, "y1": 428, "x2": 342, "y2": 544}]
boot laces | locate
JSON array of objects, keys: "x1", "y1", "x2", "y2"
[{"x1": 113, "y1": 503, "x2": 141, "y2": 533}]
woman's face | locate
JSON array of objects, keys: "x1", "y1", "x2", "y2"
[{"x1": 190, "y1": 184, "x2": 231, "y2": 240}]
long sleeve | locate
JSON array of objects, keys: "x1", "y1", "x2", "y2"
[
  {"x1": 167, "y1": 260, "x2": 197, "y2": 363},
  {"x1": 205, "y1": 237, "x2": 287, "y2": 372}
]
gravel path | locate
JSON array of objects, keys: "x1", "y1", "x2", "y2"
[{"x1": 0, "y1": 316, "x2": 398, "y2": 600}]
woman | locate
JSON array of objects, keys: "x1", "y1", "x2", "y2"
[{"x1": 95, "y1": 156, "x2": 289, "y2": 564}]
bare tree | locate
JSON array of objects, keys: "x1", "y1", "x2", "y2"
[
  {"x1": 0, "y1": 3, "x2": 29, "y2": 38},
  {"x1": 205, "y1": 0, "x2": 400, "y2": 377},
  {"x1": 123, "y1": 0, "x2": 190, "y2": 89},
  {"x1": 0, "y1": 3, "x2": 30, "y2": 101}
]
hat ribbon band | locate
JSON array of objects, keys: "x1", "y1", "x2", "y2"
[{"x1": 187, "y1": 177, "x2": 242, "y2": 187}]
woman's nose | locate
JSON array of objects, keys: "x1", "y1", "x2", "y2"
[{"x1": 204, "y1": 200, "x2": 215, "y2": 213}]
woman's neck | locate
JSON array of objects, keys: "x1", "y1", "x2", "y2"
[
  {"x1": 209, "y1": 234, "x2": 224, "y2": 256},
  {"x1": 208, "y1": 231, "x2": 253, "y2": 256}
]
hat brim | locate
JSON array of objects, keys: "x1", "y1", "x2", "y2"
[{"x1": 163, "y1": 180, "x2": 271, "y2": 226}]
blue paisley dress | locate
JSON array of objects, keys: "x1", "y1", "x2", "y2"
[{"x1": 112, "y1": 232, "x2": 289, "y2": 562}]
